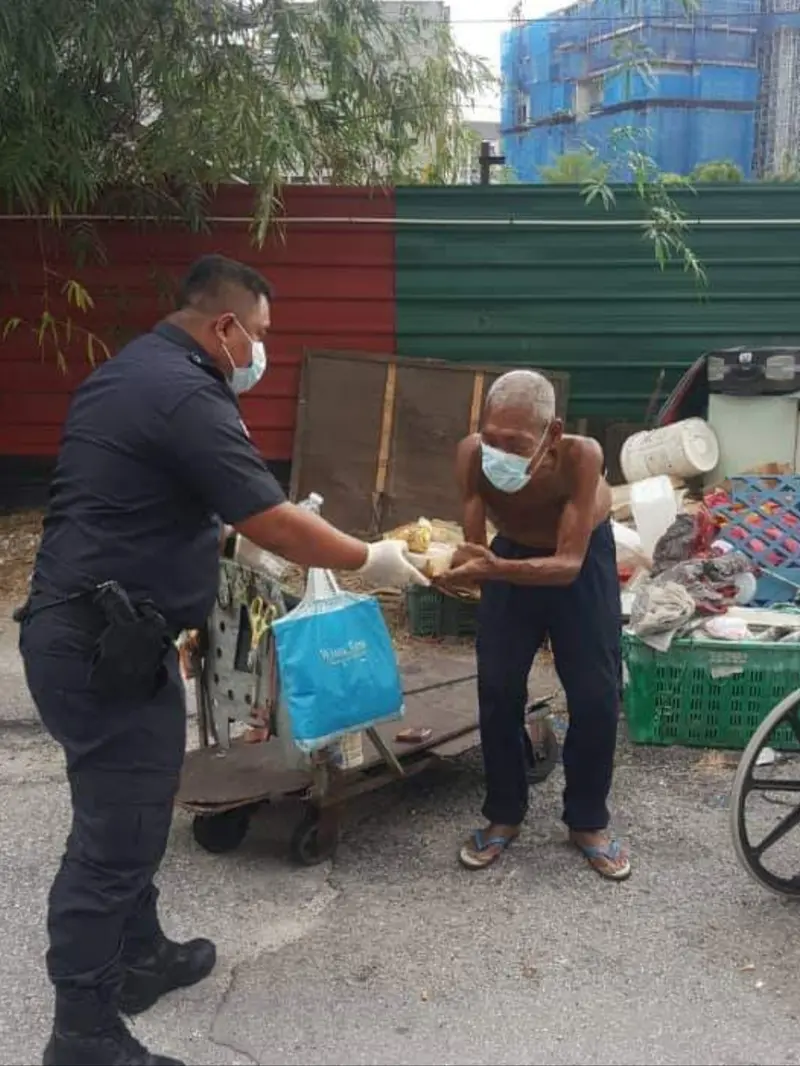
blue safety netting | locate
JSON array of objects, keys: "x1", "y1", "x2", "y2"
[{"x1": 501, "y1": 0, "x2": 767, "y2": 180}]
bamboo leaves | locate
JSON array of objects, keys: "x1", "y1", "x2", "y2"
[{"x1": 0, "y1": 0, "x2": 491, "y2": 221}]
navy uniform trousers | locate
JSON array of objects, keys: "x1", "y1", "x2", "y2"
[
  {"x1": 477, "y1": 520, "x2": 621, "y2": 831},
  {"x1": 19, "y1": 602, "x2": 185, "y2": 998}
]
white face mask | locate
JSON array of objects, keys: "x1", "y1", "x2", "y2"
[
  {"x1": 222, "y1": 322, "x2": 268, "y2": 394},
  {"x1": 480, "y1": 422, "x2": 551, "y2": 494}
]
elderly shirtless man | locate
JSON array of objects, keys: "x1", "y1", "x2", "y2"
[{"x1": 438, "y1": 369, "x2": 629, "y2": 881}]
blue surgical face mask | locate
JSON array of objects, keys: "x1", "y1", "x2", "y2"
[
  {"x1": 231, "y1": 340, "x2": 266, "y2": 395},
  {"x1": 223, "y1": 322, "x2": 268, "y2": 395},
  {"x1": 480, "y1": 426, "x2": 550, "y2": 494}
]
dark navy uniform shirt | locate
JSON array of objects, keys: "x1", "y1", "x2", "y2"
[{"x1": 32, "y1": 322, "x2": 285, "y2": 630}]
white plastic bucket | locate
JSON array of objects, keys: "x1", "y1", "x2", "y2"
[{"x1": 621, "y1": 418, "x2": 720, "y2": 483}]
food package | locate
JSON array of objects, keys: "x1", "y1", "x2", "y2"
[
  {"x1": 383, "y1": 515, "x2": 497, "y2": 589},
  {"x1": 407, "y1": 542, "x2": 456, "y2": 580},
  {"x1": 383, "y1": 517, "x2": 497, "y2": 549},
  {"x1": 384, "y1": 517, "x2": 433, "y2": 553},
  {"x1": 407, "y1": 518, "x2": 433, "y2": 554}
]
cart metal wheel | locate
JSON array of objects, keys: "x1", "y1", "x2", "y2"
[
  {"x1": 290, "y1": 807, "x2": 339, "y2": 866},
  {"x1": 192, "y1": 807, "x2": 252, "y2": 855},
  {"x1": 730, "y1": 689, "x2": 800, "y2": 898},
  {"x1": 527, "y1": 717, "x2": 559, "y2": 787}
]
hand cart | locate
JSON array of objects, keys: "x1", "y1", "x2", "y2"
[
  {"x1": 730, "y1": 689, "x2": 800, "y2": 897},
  {"x1": 176, "y1": 558, "x2": 558, "y2": 865}
]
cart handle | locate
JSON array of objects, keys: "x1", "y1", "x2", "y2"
[
  {"x1": 403, "y1": 674, "x2": 555, "y2": 709},
  {"x1": 402, "y1": 674, "x2": 477, "y2": 699}
]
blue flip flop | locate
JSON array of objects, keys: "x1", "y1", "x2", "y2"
[
  {"x1": 459, "y1": 828, "x2": 518, "y2": 870},
  {"x1": 572, "y1": 835, "x2": 632, "y2": 882}
]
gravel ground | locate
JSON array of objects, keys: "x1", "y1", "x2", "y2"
[
  {"x1": 1, "y1": 597, "x2": 799, "y2": 1066},
  {"x1": 0, "y1": 510, "x2": 40, "y2": 605}
]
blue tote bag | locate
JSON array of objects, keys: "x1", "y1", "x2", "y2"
[{"x1": 272, "y1": 570, "x2": 404, "y2": 753}]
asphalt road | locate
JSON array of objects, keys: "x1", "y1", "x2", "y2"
[{"x1": 1, "y1": 611, "x2": 798, "y2": 1066}]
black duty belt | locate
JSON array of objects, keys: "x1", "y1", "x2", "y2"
[{"x1": 17, "y1": 582, "x2": 175, "y2": 703}]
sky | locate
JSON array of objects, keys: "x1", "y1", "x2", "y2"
[{"x1": 448, "y1": 0, "x2": 558, "y2": 122}]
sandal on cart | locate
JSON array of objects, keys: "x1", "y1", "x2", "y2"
[
  {"x1": 458, "y1": 828, "x2": 519, "y2": 871},
  {"x1": 570, "y1": 834, "x2": 631, "y2": 882}
]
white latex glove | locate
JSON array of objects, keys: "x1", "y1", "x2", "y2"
[{"x1": 358, "y1": 539, "x2": 430, "y2": 589}]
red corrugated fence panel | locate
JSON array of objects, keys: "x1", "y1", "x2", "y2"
[{"x1": 0, "y1": 185, "x2": 396, "y2": 460}]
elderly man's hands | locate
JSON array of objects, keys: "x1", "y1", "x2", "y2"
[
  {"x1": 435, "y1": 543, "x2": 500, "y2": 592},
  {"x1": 449, "y1": 543, "x2": 487, "y2": 570}
]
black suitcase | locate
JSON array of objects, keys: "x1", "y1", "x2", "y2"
[{"x1": 706, "y1": 347, "x2": 800, "y2": 395}]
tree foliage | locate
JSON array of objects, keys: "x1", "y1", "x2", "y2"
[
  {"x1": 0, "y1": 0, "x2": 491, "y2": 368},
  {"x1": 541, "y1": 135, "x2": 706, "y2": 286},
  {"x1": 0, "y1": 0, "x2": 492, "y2": 229},
  {"x1": 539, "y1": 150, "x2": 609, "y2": 185},
  {"x1": 690, "y1": 160, "x2": 743, "y2": 183}
]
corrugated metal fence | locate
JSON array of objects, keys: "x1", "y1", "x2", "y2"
[
  {"x1": 395, "y1": 184, "x2": 800, "y2": 422},
  {"x1": 4, "y1": 182, "x2": 800, "y2": 494},
  {"x1": 0, "y1": 185, "x2": 395, "y2": 465}
]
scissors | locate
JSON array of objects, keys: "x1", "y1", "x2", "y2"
[{"x1": 247, "y1": 596, "x2": 275, "y2": 668}]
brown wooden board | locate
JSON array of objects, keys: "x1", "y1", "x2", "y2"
[
  {"x1": 178, "y1": 743, "x2": 311, "y2": 807},
  {"x1": 290, "y1": 349, "x2": 570, "y2": 535},
  {"x1": 177, "y1": 685, "x2": 479, "y2": 810},
  {"x1": 177, "y1": 648, "x2": 480, "y2": 810}
]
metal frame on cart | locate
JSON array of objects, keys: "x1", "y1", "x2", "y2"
[
  {"x1": 730, "y1": 689, "x2": 800, "y2": 897},
  {"x1": 177, "y1": 560, "x2": 559, "y2": 866}
]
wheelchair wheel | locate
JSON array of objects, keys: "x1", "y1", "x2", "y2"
[{"x1": 730, "y1": 688, "x2": 800, "y2": 897}]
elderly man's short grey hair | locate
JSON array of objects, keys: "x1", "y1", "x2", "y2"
[{"x1": 485, "y1": 370, "x2": 556, "y2": 422}]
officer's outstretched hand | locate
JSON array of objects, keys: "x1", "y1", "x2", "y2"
[{"x1": 358, "y1": 539, "x2": 430, "y2": 589}]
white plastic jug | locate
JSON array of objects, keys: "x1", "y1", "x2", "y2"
[{"x1": 630, "y1": 476, "x2": 677, "y2": 557}]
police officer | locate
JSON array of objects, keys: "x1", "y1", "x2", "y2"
[{"x1": 18, "y1": 254, "x2": 423, "y2": 1066}]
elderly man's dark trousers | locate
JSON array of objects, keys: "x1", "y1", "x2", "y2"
[
  {"x1": 476, "y1": 521, "x2": 622, "y2": 831},
  {"x1": 19, "y1": 604, "x2": 185, "y2": 1006}
]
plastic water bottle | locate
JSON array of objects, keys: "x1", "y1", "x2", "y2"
[
  {"x1": 236, "y1": 492, "x2": 325, "y2": 579},
  {"x1": 298, "y1": 492, "x2": 324, "y2": 516}
]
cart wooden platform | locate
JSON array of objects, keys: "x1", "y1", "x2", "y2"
[{"x1": 177, "y1": 646, "x2": 557, "y2": 865}]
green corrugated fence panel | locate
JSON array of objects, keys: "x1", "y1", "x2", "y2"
[{"x1": 394, "y1": 184, "x2": 800, "y2": 419}]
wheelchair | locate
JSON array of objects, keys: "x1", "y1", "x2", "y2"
[{"x1": 730, "y1": 689, "x2": 800, "y2": 897}]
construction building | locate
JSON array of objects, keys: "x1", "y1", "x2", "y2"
[{"x1": 501, "y1": 0, "x2": 800, "y2": 180}]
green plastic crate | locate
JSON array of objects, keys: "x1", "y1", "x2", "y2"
[
  {"x1": 406, "y1": 586, "x2": 479, "y2": 639},
  {"x1": 622, "y1": 631, "x2": 800, "y2": 750}
]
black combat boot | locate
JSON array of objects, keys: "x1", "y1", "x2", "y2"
[
  {"x1": 119, "y1": 934, "x2": 217, "y2": 1016},
  {"x1": 43, "y1": 990, "x2": 184, "y2": 1065}
]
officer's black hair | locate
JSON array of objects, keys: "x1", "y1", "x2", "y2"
[{"x1": 177, "y1": 255, "x2": 272, "y2": 312}]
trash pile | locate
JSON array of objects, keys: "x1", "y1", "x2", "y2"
[
  {"x1": 622, "y1": 503, "x2": 764, "y2": 650},
  {"x1": 616, "y1": 421, "x2": 800, "y2": 651}
]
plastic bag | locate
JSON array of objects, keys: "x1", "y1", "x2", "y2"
[
  {"x1": 651, "y1": 507, "x2": 719, "y2": 575},
  {"x1": 272, "y1": 569, "x2": 404, "y2": 753},
  {"x1": 653, "y1": 551, "x2": 755, "y2": 615},
  {"x1": 702, "y1": 616, "x2": 752, "y2": 642},
  {"x1": 407, "y1": 541, "x2": 456, "y2": 579},
  {"x1": 612, "y1": 520, "x2": 651, "y2": 569}
]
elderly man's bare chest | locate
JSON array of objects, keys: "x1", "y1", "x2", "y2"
[{"x1": 481, "y1": 469, "x2": 570, "y2": 548}]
